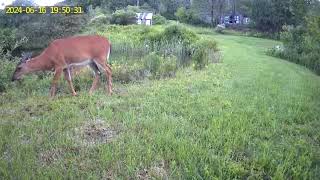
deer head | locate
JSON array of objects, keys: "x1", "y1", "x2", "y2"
[{"x1": 12, "y1": 52, "x2": 33, "y2": 81}]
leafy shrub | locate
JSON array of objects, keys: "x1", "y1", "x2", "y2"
[
  {"x1": 144, "y1": 53, "x2": 162, "y2": 76},
  {"x1": 136, "y1": 24, "x2": 199, "y2": 66},
  {"x1": 0, "y1": 59, "x2": 16, "y2": 93},
  {"x1": 158, "y1": 55, "x2": 177, "y2": 78},
  {"x1": 111, "y1": 60, "x2": 149, "y2": 83},
  {"x1": 89, "y1": 14, "x2": 112, "y2": 26},
  {"x1": 111, "y1": 9, "x2": 136, "y2": 25},
  {"x1": 192, "y1": 39, "x2": 219, "y2": 70},
  {"x1": 0, "y1": 28, "x2": 17, "y2": 54},
  {"x1": 153, "y1": 14, "x2": 167, "y2": 25},
  {"x1": 175, "y1": 7, "x2": 200, "y2": 25},
  {"x1": 16, "y1": 14, "x2": 88, "y2": 51},
  {"x1": 275, "y1": 16, "x2": 320, "y2": 74},
  {"x1": 143, "y1": 53, "x2": 177, "y2": 78},
  {"x1": 163, "y1": 24, "x2": 198, "y2": 44},
  {"x1": 126, "y1": 5, "x2": 140, "y2": 13},
  {"x1": 102, "y1": 24, "x2": 219, "y2": 82},
  {"x1": 266, "y1": 45, "x2": 285, "y2": 59},
  {"x1": 144, "y1": 24, "x2": 198, "y2": 46}
]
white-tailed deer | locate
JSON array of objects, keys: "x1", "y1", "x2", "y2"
[{"x1": 12, "y1": 35, "x2": 112, "y2": 97}]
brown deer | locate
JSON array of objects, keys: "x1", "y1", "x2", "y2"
[{"x1": 12, "y1": 35, "x2": 112, "y2": 97}]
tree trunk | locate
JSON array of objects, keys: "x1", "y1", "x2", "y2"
[{"x1": 211, "y1": 0, "x2": 215, "y2": 27}]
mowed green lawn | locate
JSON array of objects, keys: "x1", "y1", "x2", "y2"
[{"x1": 1, "y1": 32, "x2": 320, "y2": 179}]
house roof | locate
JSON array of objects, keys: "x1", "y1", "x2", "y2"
[{"x1": 136, "y1": 13, "x2": 153, "y2": 20}]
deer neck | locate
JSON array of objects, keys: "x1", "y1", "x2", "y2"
[{"x1": 26, "y1": 54, "x2": 53, "y2": 72}]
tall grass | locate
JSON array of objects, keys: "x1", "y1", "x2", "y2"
[{"x1": 101, "y1": 24, "x2": 221, "y2": 82}]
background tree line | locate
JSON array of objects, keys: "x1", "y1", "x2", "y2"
[{"x1": 0, "y1": 0, "x2": 319, "y2": 74}]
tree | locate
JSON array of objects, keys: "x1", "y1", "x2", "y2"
[
  {"x1": 160, "y1": 0, "x2": 183, "y2": 19},
  {"x1": 191, "y1": 0, "x2": 224, "y2": 26},
  {"x1": 250, "y1": 0, "x2": 311, "y2": 32}
]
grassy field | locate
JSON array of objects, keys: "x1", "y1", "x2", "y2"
[{"x1": 1, "y1": 28, "x2": 320, "y2": 179}]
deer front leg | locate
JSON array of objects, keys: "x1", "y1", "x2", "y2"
[
  {"x1": 63, "y1": 68, "x2": 77, "y2": 96},
  {"x1": 50, "y1": 68, "x2": 63, "y2": 97}
]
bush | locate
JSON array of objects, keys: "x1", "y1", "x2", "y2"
[
  {"x1": 275, "y1": 16, "x2": 320, "y2": 74},
  {"x1": 0, "y1": 28, "x2": 17, "y2": 54},
  {"x1": 153, "y1": 14, "x2": 167, "y2": 25},
  {"x1": 102, "y1": 24, "x2": 219, "y2": 82},
  {"x1": 266, "y1": 45, "x2": 285, "y2": 59},
  {"x1": 89, "y1": 14, "x2": 112, "y2": 26},
  {"x1": 175, "y1": 7, "x2": 196, "y2": 24},
  {"x1": 0, "y1": 59, "x2": 16, "y2": 93},
  {"x1": 144, "y1": 53, "x2": 162, "y2": 76},
  {"x1": 161, "y1": 24, "x2": 198, "y2": 45},
  {"x1": 16, "y1": 14, "x2": 88, "y2": 51},
  {"x1": 158, "y1": 55, "x2": 177, "y2": 78},
  {"x1": 111, "y1": 9, "x2": 136, "y2": 25},
  {"x1": 192, "y1": 39, "x2": 219, "y2": 70},
  {"x1": 143, "y1": 53, "x2": 177, "y2": 79},
  {"x1": 107, "y1": 61, "x2": 146, "y2": 83}
]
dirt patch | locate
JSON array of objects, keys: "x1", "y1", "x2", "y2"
[
  {"x1": 39, "y1": 148, "x2": 64, "y2": 166},
  {"x1": 74, "y1": 119, "x2": 119, "y2": 146},
  {"x1": 38, "y1": 147, "x2": 80, "y2": 166},
  {"x1": 136, "y1": 160, "x2": 168, "y2": 180}
]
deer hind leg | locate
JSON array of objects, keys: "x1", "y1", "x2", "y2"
[
  {"x1": 94, "y1": 60, "x2": 112, "y2": 95},
  {"x1": 89, "y1": 62, "x2": 101, "y2": 95},
  {"x1": 50, "y1": 68, "x2": 63, "y2": 97},
  {"x1": 63, "y1": 68, "x2": 77, "y2": 96}
]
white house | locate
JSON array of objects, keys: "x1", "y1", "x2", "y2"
[{"x1": 136, "y1": 13, "x2": 153, "y2": 26}]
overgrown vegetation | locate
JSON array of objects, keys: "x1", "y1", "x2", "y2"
[
  {"x1": 103, "y1": 24, "x2": 220, "y2": 82},
  {"x1": 111, "y1": 7, "x2": 137, "y2": 25},
  {"x1": 268, "y1": 16, "x2": 320, "y2": 74}
]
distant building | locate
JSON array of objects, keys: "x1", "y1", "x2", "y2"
[
  {"x1": 136, "y1": 13, "x2": 153, "y2": 26},
  {"x1": 222, "y1": 13, "x2": 250, "y2": 25}
]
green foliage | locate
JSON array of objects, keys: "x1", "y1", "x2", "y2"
[
  {"x1": 88, "y1": 7, "x2": 112, "y2": 26},
  {"x1": 251, "y1": 0, "x2": 310, "y2": 32},
  {"x1": 0, "y1": 60, "x2": 16, "y2": 93},
  {"x1": 192, "y1": 39, "x2": 219, "y2": 70},
  {"x1": 89, "y1": 14, "x2": 112, "y2": 26},
  {"x1": 111, "y1": 62, "x2": 146, "y2": 83},
  {"x1": 153, "y1": 14, "x2": 167, "y2": 25},
  {"x1": 161, "y1": 24, "x2": 198, "y2": 45},
  {"x1": 111, "y1": 9, "x2": 136, "y2": 25},
  {"x1": 276, "y1": 16, "x2": 320, "y2": 74},
  {"x1": 126, "y1": 5, "x2": 140, "y2": 13},
  {"x1": 14, "y1": 14, "x2": 88, "y2": 51},
  {"x1": 0, "y1": 28, "x2": 17, "y2": 54},
  {"x1": 104, "y1": 0, "x2": 137, "y2": 11},
  {"x1": 159, "y1": 0, "x2": 181, "y2": 19},
  {"x1": 143, "y1": 52, "x2": 177, "y2": 78},
  {"x1": 175, "y1": 7, "x2": 200, "y2": 25},
  {"x1": 144, "y1": 53, "x2": 162, "y2": 76},
  {"x1": 142, "y1": 24, "x2": 201, "y2": 67},
  {"x1": 0, "y1": 11, "x2": 10, "y2": 28}
]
